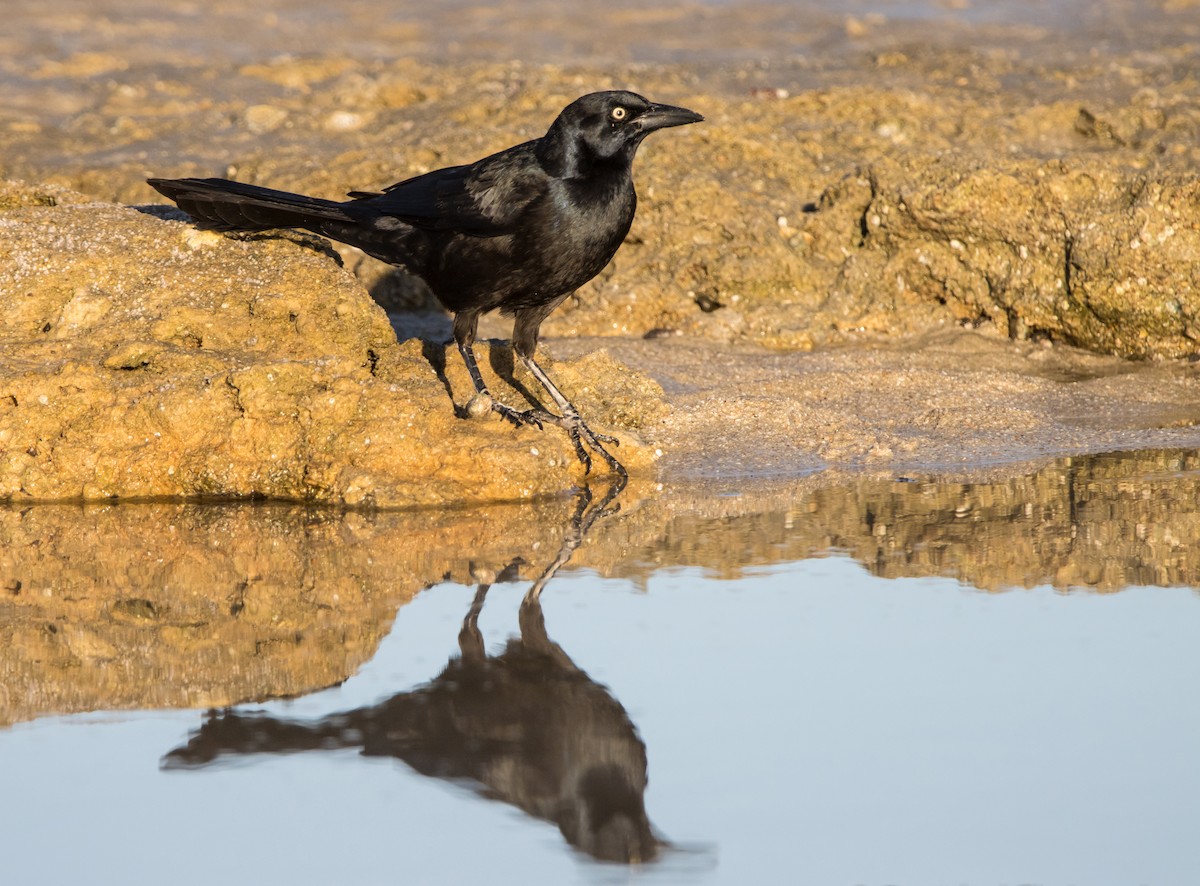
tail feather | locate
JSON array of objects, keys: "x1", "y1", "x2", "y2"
[{"x1": 147, "y1": 177, "x2": 356, "y2": 233}]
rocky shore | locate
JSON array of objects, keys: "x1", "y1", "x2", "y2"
[{"x1": 2, "y1": 1, "x2": 1200, "y2": 502}]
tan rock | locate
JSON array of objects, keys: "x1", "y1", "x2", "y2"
[
  {"x1": 0, "y1": 185, "x2": 661, "y2": 504},
  {"x1": 243, "y1": 104, "x2": 289, "y2": 134}
]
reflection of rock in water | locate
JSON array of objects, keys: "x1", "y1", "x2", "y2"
[
  {"x1": 0, "y1": 490, "x2": 599, "y2": 727},
  {"x1": 163, "y1": 585, "x2": 659, "y2": 863},
  {"x1": 10, "y1": 449, "x2": 1200, "y2": 728},
  {"x1": 810, "y1": 449, "x2": 1200, "y2": 591},
  {"x1": 606, "y1": 449, "x2": 1200, "y2": 592}
]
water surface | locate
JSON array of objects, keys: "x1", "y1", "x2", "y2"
[{"x1": 2, "y1": 451, "x2": 1199, "y2": 883}]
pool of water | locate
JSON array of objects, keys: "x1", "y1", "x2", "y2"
[{"x1": 3, "y1": 451, "x2": 1200, "y2": 883}]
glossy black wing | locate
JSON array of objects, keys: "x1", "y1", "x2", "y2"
[{"x1": 348, "y1": 142, "x2": 546, "y2": 237}]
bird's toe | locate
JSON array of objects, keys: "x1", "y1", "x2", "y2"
[
  {"x1": 491, "y1": 402, "x2": 553, "y2": 431},
  {"x1": 562, "y1": 416, "x2": 626, "y2": 477}
]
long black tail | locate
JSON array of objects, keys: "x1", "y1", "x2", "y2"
[{"x1": 147, "y1": 177, "x2": 356, "y2": 233}]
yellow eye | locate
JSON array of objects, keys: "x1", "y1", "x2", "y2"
[{"x1": 611, "y1": 106, "x2": 627, "y2": 121}]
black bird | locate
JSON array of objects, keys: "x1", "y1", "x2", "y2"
[{"x1": 148, "y1": 91, "x2": 703, "y2": 476}]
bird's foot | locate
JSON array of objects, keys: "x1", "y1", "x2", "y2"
[
  {"x1": 465, "y1": 393, "x2": 626, "y2": 477},
  {"x1": 562, "y1": 413, "x2": 627, "y2": 478}
]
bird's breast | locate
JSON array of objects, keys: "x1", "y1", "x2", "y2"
[
  {"x1": 533, "y1": 177, "x2": 636, "y2": 284},
  {"x1": 427, "y1": 175, "x2": 636, "y2": 313}
]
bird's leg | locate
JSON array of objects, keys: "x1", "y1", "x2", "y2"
[
  {"x1": 453, "y1": 311, "x2": 555, "y2": 429},
  {"x1": 518, "y1": 353, "x2": 625, "y2": 475},
  {"x1": 458, "y1": 579, "x2": 490, "y2": 665},
  {"x1": 512, "y1": 312, "x2": 627, "y2": 478},
  {"x1": 521, "y1": 475, "x2": 626, "y2": 607}
]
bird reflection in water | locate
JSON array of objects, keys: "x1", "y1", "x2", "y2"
[{"x1": 162, "y1": 478, "x2": 662, "y2": 863}]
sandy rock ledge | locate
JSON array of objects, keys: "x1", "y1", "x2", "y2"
[{"x1": 0, "y1": 182, "x2": 661, "y2": 504}]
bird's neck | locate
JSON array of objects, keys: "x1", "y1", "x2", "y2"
[{"x1": 537, "y1": 128, "x2": 635, "y2": 183}]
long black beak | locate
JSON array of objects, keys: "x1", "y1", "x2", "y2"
[{"x1": 637, "y1": 102, "x2": 704, "y2": 132}]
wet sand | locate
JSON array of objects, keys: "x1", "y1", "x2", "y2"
[{"x1": 548, "y1": 330, "x2": 1200, "y2": 480}]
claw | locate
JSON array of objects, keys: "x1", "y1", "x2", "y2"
[
  {"x1": 463, "y1": 379, "x2": 625, "y2": 476},
  {"x1": 509, "y1": 349, "x2": 628, "y2": 477},
  {"x1": 492, "y1": 402, "x2": 549, "y2": 430},
  {"x1": 566, "y1": 424, "x2": 593, "y2": 474}
]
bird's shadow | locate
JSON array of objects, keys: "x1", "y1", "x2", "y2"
[
  {"x1": 132, "y1": 203, "x2": 190, "y2": 223},
  {"x1": 135, "y1": 206, "x2": 550, "y2": 420},
  {"x1": 408, "y1": 322, "x2": 551, "y2": 419},
  {"x1": 482, "y1": 340, "x2": 551, "y2": 412},
  {"x1": 417, "y1": 334, "x2": 469, "y2": 418}
]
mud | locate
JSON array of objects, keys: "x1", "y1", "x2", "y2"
[{"x1": 2, "y1": 0, "x2": 1200, "y2": 501}]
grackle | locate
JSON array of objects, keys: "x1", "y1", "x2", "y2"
[{"x1": 148, "y1": 91, "x2": 702, "y2": 476}]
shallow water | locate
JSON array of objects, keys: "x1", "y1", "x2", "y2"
[{"x1": 3, "y1": 452, "x2": 1200, "y2": 884}]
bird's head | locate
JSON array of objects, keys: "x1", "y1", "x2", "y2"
[{"x1": 538, "y1": 90, "x2": 703, "y2": 178}]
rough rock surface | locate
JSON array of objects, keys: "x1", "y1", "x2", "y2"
[
  {"x1": 0, "y1": 183, "x2": 660, "y2": 503},
  {"x1": 806, "y1": 154, "x2": 1200, "y2": 357},
  {"x1": 2, "y1": 0, "x2": 1200, "y2": 502},
  {"x1": 6, "y1": 175, "x2": 1200, "y2": 501},
  {"x1": 2, "y1": 5, "x2": 1197, "y2": 358}
]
